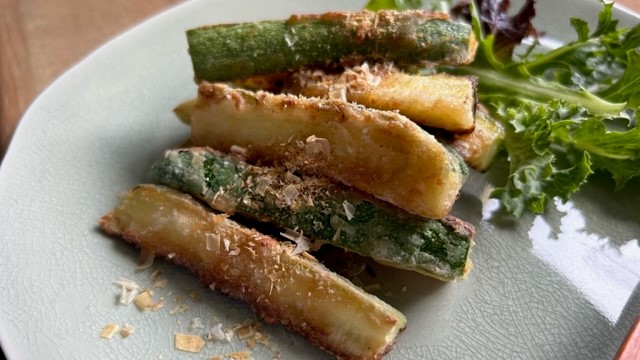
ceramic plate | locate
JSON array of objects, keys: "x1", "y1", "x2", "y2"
[{"x1": 1, "y1": 0, "x2": 638, "y2": 358}]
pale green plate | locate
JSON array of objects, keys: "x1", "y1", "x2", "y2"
[{"x1": 0, "y1": 0, "x2": 638, "y2": 358}]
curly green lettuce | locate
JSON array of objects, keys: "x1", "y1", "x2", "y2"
[{"x1": 366, "y1": 0, "x2": 640, "y2": 217}]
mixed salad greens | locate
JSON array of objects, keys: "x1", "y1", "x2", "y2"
[{"x1": 367, "y1": 0, "x2": 640, "y2": 217}]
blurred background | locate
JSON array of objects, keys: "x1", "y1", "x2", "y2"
[{"x1": 0, "y1": 0, "x2": 638, "y2": 162}]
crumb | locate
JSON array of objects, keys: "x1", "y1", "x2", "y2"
[
  {"x1": 100, "y1": 323, "x2": 119, "y2": 339},
  {"x1": 226, "y1": 351, "x2": 252, "y2": 360},
  {"x1": 169, "y1": 303, "x2": 190, "y2": 315},
  {"x1": 174, "y1": 333, "x2": 205, "y2": 353},
  {"x1": 236, "y1": 324, "x2": 255, "y2": 340},
  {"x1": 134, "y1": 289, "x2": 159, "y2": 311},
  {"x1": 120, "y1": 323, "x2": 135, "y2": 338}
]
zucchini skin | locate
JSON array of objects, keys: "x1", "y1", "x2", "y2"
[
  {"x1": 187, "y1": 10, "x2": 477, "y2": 82},
  {"x1": 151, "y1": 148, "x2": 474, "y2": 281}
]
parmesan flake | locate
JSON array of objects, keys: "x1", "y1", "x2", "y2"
[
  {"x1": 174, "y1": 333, "x2": 205, "y2": 353},
  {"x1": 100, "y1": 323, "x2": 119, "y2": 339},
  {"x1": 135, "y1": 249, "x2": 156, "y2": 270},
  {"x1": 120, "y1": 323, "x2": 135, "y2": 338},
  {"x1": 280, "y1": 228, "x2": 310, "y2": 255},
  {"x1": 342, "y1": 200, "x2": 355, "y2": 221},
  {"x1": 134, "y1": 290, "x2": 159, "y2": 311}
]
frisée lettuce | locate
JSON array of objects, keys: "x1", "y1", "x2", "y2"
[{"x1": 367, "y1": 0, "x2": 640, "y2": 217}]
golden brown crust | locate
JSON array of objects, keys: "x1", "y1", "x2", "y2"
[
  {"x1": 100, "y1": 185, "x2": 406, "y2": 359},
  {"x1": 192, "y1": 83, "x2": 466, "y2": 219},
  {"x1": 287, "y1": 64, "x2": 477, "y2": 133}
]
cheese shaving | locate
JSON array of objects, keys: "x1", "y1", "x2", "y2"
[
  {"x1": 135, "y1": 249, "x2": 155, "y2": 270},
  {"x1": 280, "y1": 228, "x2": 310, "y2": 255},
  {"x1": 205, "y1": 233, "x2": 221, "y2": 251},
  {"x1": 226, "y1": 351, "x2": 252, "y2": 360},
  {"x1": 100, "y1": 323, "x2": 119, "y2": 339},
  {"x1": 282, "y1": 184, "x2": 299, "y2": 206},
  {"x1": 206, "y1": 323, "x2": 228, "y2": 342},
  {"x1": 134, "y1": 290, "x2": 159, "y2": 311},
  {"x1": 305, "y1": 135, "x2": 331, "y2": 158},
  {"x1": 255, "y1": 176, "x2": 272, "y2": 195},
  {"x1": 120, "y1": 323, "x2": 135, "y2": 338},
  {"x1": 342, "y1": 200, "x2": 355, "y2": 221},
  {"x1": 174, "y1": 333, "x2": 205, "y2": 353},
  {"x1": 327, "y1": 86, "x2": 347, "y2": 102},
  {"x1": 236, "y1": 325, "x2": 255, "y2": 340},
  {"x1": 115, "y1": 278, "x2": 140, "y2": 305},
  {"x1": 114, "y1": 278, "x2": 140, "y2": 290}
]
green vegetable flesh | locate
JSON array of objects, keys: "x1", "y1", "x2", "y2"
[
  {"x1": 187, "y1": 10, "x2": 475, "y2": 82},
  {"x1": 151, "y1": 148, "x2": 474, "y2": 281}
]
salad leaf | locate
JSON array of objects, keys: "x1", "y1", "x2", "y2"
[
  {"x1": 458, "y1": 0, "x2": 640, "y2": 216},
  {"x1": 451, "y1": 0, "x2": 536, "y2": 63}
]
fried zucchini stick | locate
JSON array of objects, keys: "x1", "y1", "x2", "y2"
[
  {"x1": 447, "y1": 106, "x2": 505, "y2": 172},
  {"x1": 285, "y1": 64, "x2": 477, "y2": 133},
  {"x1": 100, "y1": 185, "x2": 406, "y2": 359},
  {"x1": 187, "y1": 10, "x2": 477, "y2": 82},
  {"x1": 152, "y1": 148, "x2": 474, "y2": 281},
  {"x1": 189, "y1": 83, "x2": 468, "y2": 219}
]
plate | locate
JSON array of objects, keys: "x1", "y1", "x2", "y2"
[{"x1": 1, "y1": 0, "x2": 638, "y2": 358}]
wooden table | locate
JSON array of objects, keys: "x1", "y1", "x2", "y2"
[{"x1": 0, "y1": 0, "x2": 639, "y2": 160}]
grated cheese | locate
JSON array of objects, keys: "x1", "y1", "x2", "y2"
[
  {"x1": 114, "y1": 278, "x2": 140, "y2": 290},
  {"x1": 135, "y1": 249, "x2": 156, "y2": 270},
  {"x1": 236, "y1": 325, "x2": 255, "y2": 340},
  {"x1": 206, "y1": 323, "x2": 228, "y2": 342},
  {"x1": 280, "y1": 228, "x2": 310, "y2": 255},
  {"x1": 342, "y1": 200, "x2": 355, "y2": 221},
  {"x1": 282, "y1": 184, "x2": 299, "y2": 206},
  {"x1": 120, "y1": 323, "x2": 135, "y2": 338},
  {"x1": 205, "y1": 233, "x2": 221, "y2": 251},
  {"x1": 100, "y1": 323, "x2": 119, "y2": 339},
  {"x1": 174, "y1": 333, "x2": 205, "y2": 353},
  {"x1": 304, "y1": 135, "x2": 331, "y2": 158},
  {"x1": 134, "y1": 290, "x2": 160, "y2": 311},
  {"x1": 227, "y1": 351, "x2": 252, "y2": 360}
]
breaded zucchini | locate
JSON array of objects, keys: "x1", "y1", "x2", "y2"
[
  {"x1": 100, "y1": 185, "x2": 406, "y2": 359},
  {"x1": 187, "y1": 10, "x2": 477, "y2": 82},
  {"x1": 447, "y1": 106, "x2": 505, "y2": 172},
  {"x1": 151, "y1": 148, "x2": 475, "y2": 280},
  {"x1": 286, "y1": 64, "x2": 477, "y2": 133},
  {"x1": 189, "y1": 83, "x2": 468, "y2": 219}
]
